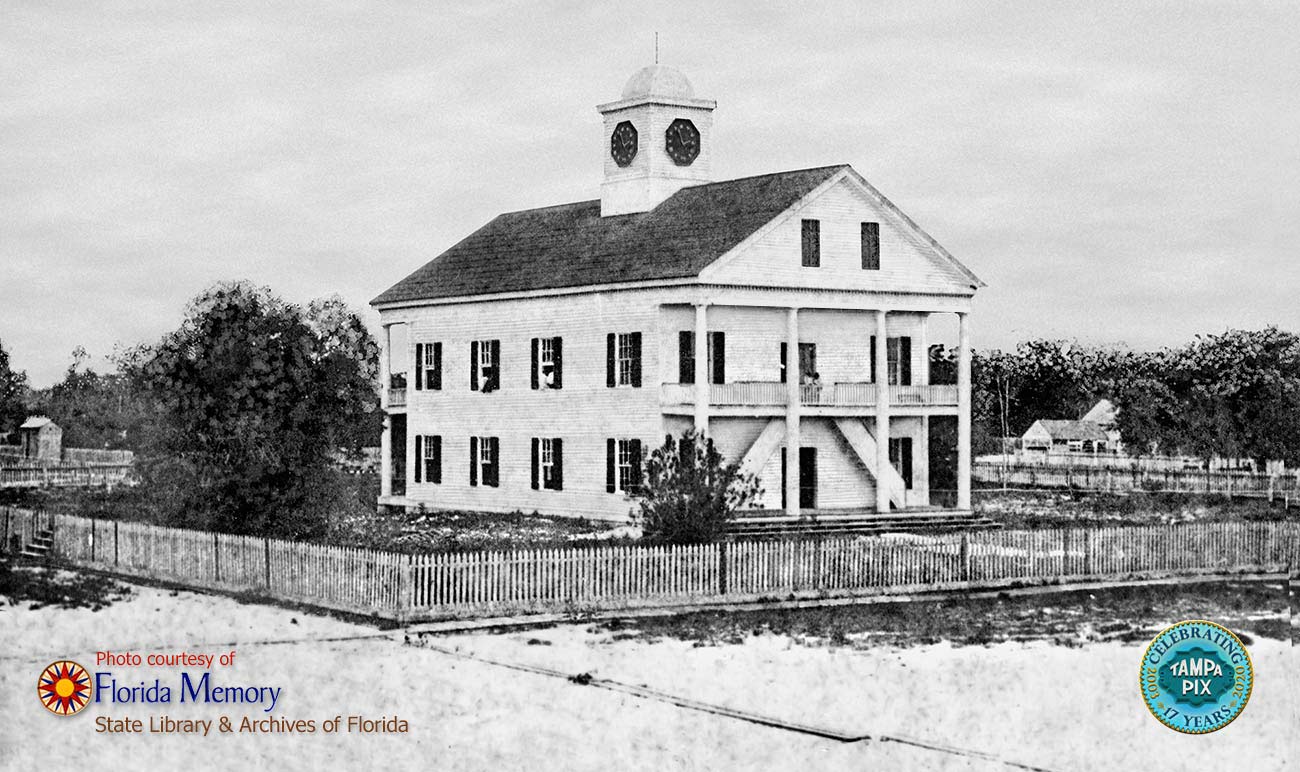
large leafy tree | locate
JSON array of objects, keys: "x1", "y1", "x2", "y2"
[
  {"x1": 633, "y1": 431, "x2": 761, "y2": 545},
  {"x1": 126, "y1": 282, "x2": 379, "y2": 537},
  {"x1": 0, "y1": 338, "x2": 27, "y2": 436}
]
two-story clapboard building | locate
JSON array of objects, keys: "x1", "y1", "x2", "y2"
[{"x1": 371, "y1": 64, "x2": 982, "y2": 522}]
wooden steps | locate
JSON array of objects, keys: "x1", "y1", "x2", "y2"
[{"x1": 19, "y1": 528, "x2": 54, "y2": 559}]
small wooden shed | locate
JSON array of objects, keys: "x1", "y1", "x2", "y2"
[{"x1": 19, "y1": 416, "x2": 62, "y2": 462}]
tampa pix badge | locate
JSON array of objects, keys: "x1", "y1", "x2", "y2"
[{"x1": 1140, "y1": 620, "x2": 1253, "y2": 734}]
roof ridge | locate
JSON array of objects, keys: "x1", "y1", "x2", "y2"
[{"x1": 682, "y1": 164, "x2": 848, "y2": 191}]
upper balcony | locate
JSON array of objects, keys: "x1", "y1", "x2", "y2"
[
  {"x1": 660, "y1": 382, "x2": 958, "y2": 414},
  {"x1": 385, "y1": 374, "x2": 408, "y2": 410}
]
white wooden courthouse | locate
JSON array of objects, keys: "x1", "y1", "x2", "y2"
[{"x1": 372, "y1": 65, "x2": 984, "y2": 522}]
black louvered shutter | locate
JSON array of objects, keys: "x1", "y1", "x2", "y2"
[
  {"x1": 431, "y1": 342, "x2": 442, "y2": 390},
  {"x1": 469, "y1": 436, "x2": 479, "y2": 486},
  {"x1": 414, "y1": 343, "x2": 424, "y2": 391},
  {"x1": 630, "y1": 439, "x2": 643, "y2": 493},
  {"x1": 862, "y1": 221, "x2": 880, "y2": 270},
  {"x1": 552, "y1": 337, "x2": 563, "y2": 388},
  {"x1": 870, "y1": 336, "x2": 877, "y2": 383},
  {"x1": 630, "y1": 332, "x2": 642, "y2": 387},
  {"x1": 531, "y1": 437, "x2": 540, "y2": 490},
  {"x1": 801, "y1": 219, "x2": 820, "y2": 267},
  {"x1": 900, "y1": 337, "x2": 912, "y2": 385},
  {"x1": 430, "y1": 436, "x2": 441, "y2": 484},
  {"x1": 489, "y1": 340, "x2": 501, "y2": 390},
  {"x1": 780, "y1": 342, "x2": 788, "y2": 383},
  {"x1": 470, "y1": 341, "x2": 480, "y2": 391},
  {"x1": 414, "y1": 435, "x2": 423, "y2": 482},
  {"x1": 531, "y1": 338, "x2": 539, "y2": 390},
  {"x1": 711, "y1": 332, "x2": 725, "y2": 385},
  {"x1": 606, "y1": 438, "x2": 616, "y2": 492},
  {"x1": 487, "y1": 437, "x2": 499, "y2": 487},
  {"x1": 606, "y1": 333, "x2": 616, "y2": 387},
  {"x1": 552, "y1": 438, "x2": 563, "y2": 490},
  {"x1": 679, "y1": 331, "x2": 693, "y2": 384},
  {"x1": 901, "y1": 437, "x2": 913, "y2": 488}
]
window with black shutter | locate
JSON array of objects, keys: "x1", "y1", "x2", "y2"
[
  {"x1": 532, "y1": 336, "x2": 562, "y2": 389},
  {"x1": 887, "y1": 336, "x2": 912, "y2": 385},
  {"x1": 472, "y1": 340, "x2": 500, "y2": 392},
  {"x1": 679, "y1": 331, "x2": 722, "y2": 384},
  {"x1": 414, "y1": 343, "x2": 424, "y2": 391},
  {"x1": 612, "y1": 438, "x2": 643, "y2": 494},
  {"x1": 861, "y1": 221, "x2": 880, "y2": 270},
  {"x1": 533, "y1": 437, "x2": 562, "y2": 491},
  {"x1": 679, "y1": 330, "x2": 694, "y2": 384},
  {"x1": 418, "y1": 434, "x2": 441, "y2": 484},
  {"x1": 801, "y1": 219, "x2": 820, "y2": 267},
  {"x1": 471, "y1": 435, "x2": 498, "y2": 486},
  {"x1": 611, "y1": 332, "x2": 643, "y2": 387},
  {"x1": 429, "y1": 342, "x2": 442, "y2": 390}
]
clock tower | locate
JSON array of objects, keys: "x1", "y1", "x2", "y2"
[{"x1": 598, "y1": 65, "x2": 716, "y2": 217}]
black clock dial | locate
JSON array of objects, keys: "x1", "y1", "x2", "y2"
[
  {"x1": 610, "y1": 121, "x2": 638, "y2": 167},
  {"x1": 665, "y1": 118, "x2": 700, "y2": 166}
]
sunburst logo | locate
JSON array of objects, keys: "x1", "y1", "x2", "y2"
[{"x1": 38, "y1": 660, "x2": 93, "y2": 716}]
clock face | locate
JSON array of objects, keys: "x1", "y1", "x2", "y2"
[
  {"x1": 610, "y1": 121, "x2": 638, "y2": 167},
  {"x1": 665, "y1": 118, "x2": 700, "y2": 166}
]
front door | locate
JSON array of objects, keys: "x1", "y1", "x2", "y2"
[
  {"x1": 799, "y1": 447, "x2": 817, "y2": 509},
  {"x1": 390, "y1": 414, "x2": 407, "y2": 497}
]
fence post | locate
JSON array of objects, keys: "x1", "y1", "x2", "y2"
[
  {"x1": 718, "y1": 540, "x2": 728, "y2": 595},
  {"x1": 113, "y1": 520, "x2": 119, "y2": 566},
  {"x1": 263, "y1": 538, "x2": 272, "y2": 589},
  {"x1": 90, "y1": 515, "x2": 96, "y2": 563},
  {"x1": 1084, "y1": 529, "x2": 1093, "y2": 575},
  {"x1": 1061, "y1": 528, "x2": 1071, "y2": 578},
  {"x1": 213, "y1": 532, "x2": 220, "y2": 583},
  {"x1": 960, "y1": 532, "x2": 971, "y2": 582}
]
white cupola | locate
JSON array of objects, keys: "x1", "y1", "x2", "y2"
[{"x1": 597, "y1": 65, "x2": 716, "y2": 217}]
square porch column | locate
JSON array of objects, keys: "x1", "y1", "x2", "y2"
[
  {"x1": 874, "y1": 309, "x2": 891, "y2": 514},
  {"x1": 693, "y1": 303, "x2": 709, "y2": 434},
  {"x1": 379, "y1": 324, "x2": 392, "y2": 500},
  {"x1": 785, "y1": 307, "x2": 801, "y2": 518},
  {"x1": 957, "y1": 311, "x2": 972, "y2": 510}
]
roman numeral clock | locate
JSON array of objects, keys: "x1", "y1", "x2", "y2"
[{"x1": 664, "y1": 118, "x2": 700, "y2": 165}]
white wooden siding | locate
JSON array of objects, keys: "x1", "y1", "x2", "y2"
[{"x1": 702, "y1": 177, "x2": 973, "y2": 295}]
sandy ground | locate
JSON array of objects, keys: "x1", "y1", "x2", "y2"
[{"x1": 1, "y1": 578, "x2": 1295, "y2": 771}]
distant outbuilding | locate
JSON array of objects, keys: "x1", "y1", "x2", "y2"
[{"x1": 18, "y1": 416, "x2": 62, "y2": 462}]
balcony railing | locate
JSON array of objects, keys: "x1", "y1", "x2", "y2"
[
  {"x1": 387, "y1": 387, "x2": 407, "y2": 407},
  {"x1": 661, "y1": 382, "x2": 959, "y2": 408}
]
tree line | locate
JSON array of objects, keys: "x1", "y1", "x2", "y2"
[{"x1": 935, "y1": 327, "x2": 1299, "y2": 465}]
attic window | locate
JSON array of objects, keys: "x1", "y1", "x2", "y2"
[
  {"x1": 801, "y1": 219, "x2": 820, "y2": 267},
  {"x1": 861, "y1": 222, "x2": 880, "y2": 270}
]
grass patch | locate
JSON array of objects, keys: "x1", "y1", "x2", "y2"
[
  {"x1": 593, "y1": 580, "x2": 1290, "y2": 650},
  {"x1": 0, "y1": 557, "x2": 132, "y2": 611},
  {"x1": 974, "y1": 489, "x2": 1294, "y2": 528}
]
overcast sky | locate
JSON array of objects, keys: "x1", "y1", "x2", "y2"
[{"x1": 3, "y1": 1, "x2": 1297, "y2": 386}]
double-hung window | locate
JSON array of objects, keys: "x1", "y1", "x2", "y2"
[
  {"x1": 414, "y1": 434, "x2": 441, "y2": 484},
  {"x1": 605, "y1": 332, "x2": 642, "y2": 387},
  {"x1": 531, "y1": 437, "x2": 563, "y2": 490},
  {"x1": 469, "y1": 436, "x2": 499, "y2": 487},
  {"x1": 531, "y1": 336, "x2": 563, "y2": 389},
  {"x1": 471, "y1": 340, "x2": 500, "y2": 392},
  {"x1": 605, "y1": 438, "x2": 643, "y2": 494},
  {"x1": 414, "y1": 342, "x2": 442, "y2": 390}
]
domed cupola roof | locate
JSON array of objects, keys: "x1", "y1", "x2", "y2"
[{"x1": 621, "y1": 65, "x2": 695, "y2": 101}]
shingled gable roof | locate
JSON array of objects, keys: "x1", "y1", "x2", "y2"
[{"x1": 371, "y1": 165, "x2": 848, "y2": 306}]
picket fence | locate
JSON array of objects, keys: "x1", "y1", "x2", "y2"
[
  {"x1": 2, "y1": 508, "x2": 1295, "y2": 623},
  {"x1": 0, "y1": 465, "x2": 133, "y2": 488},
  {"x1": 973, "y1": 461, "x2": 1300, "y2": 501}
]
